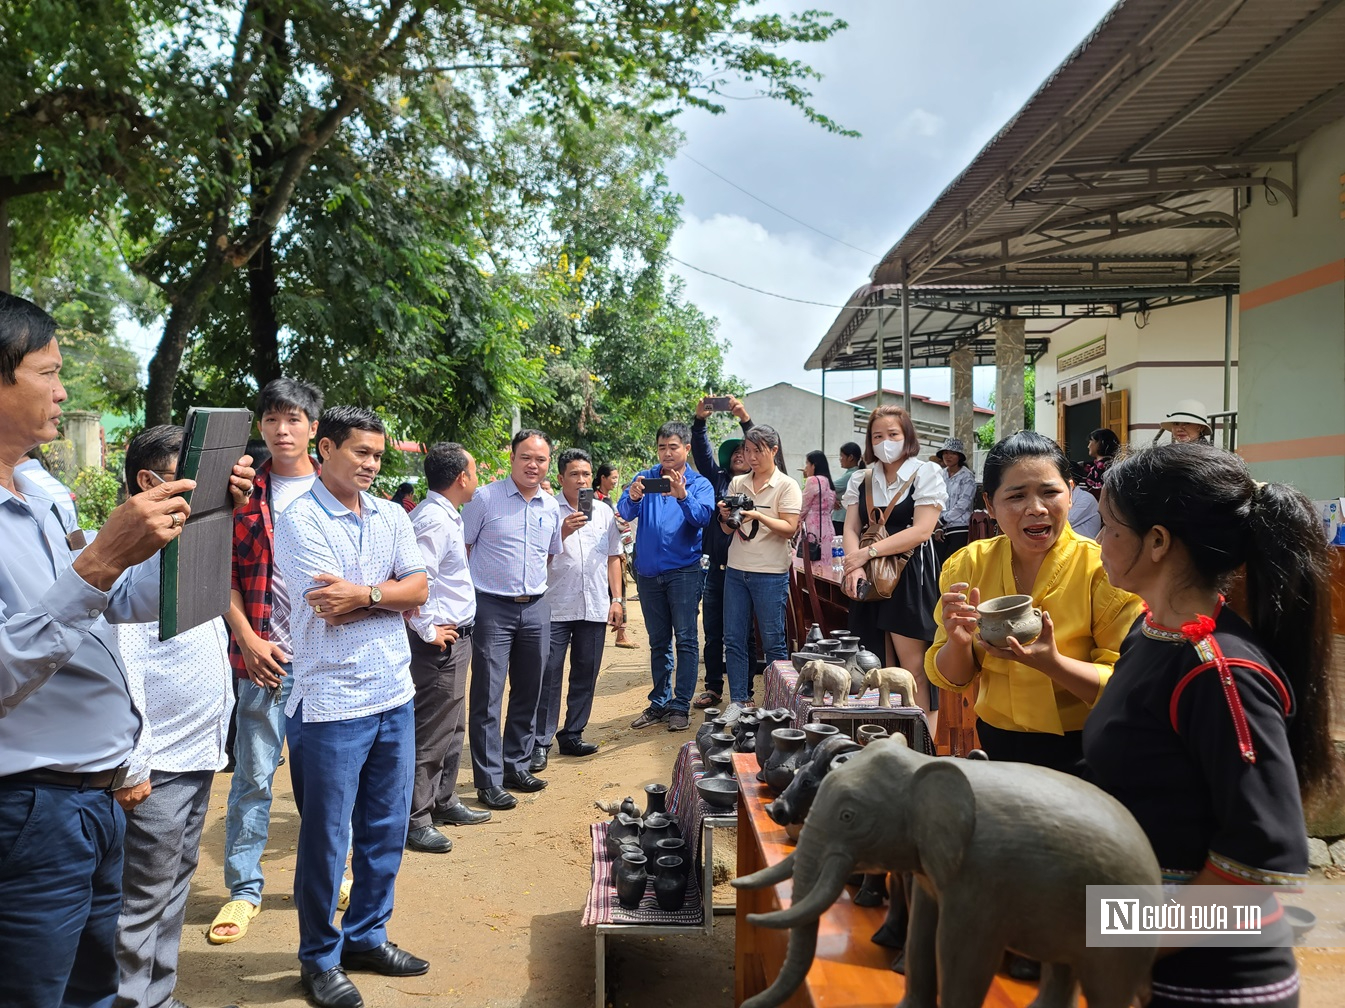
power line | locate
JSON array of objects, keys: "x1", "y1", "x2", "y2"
[
  {"x1": 667, "y1": 255, "x2": 845, "y2": 308},
  {"x1": 682, "y1": 154, "x2": 880, "y2": 259}
]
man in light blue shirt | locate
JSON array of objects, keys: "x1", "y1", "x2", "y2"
[
  {"x1": 0, "y1": 292, "x2": 254, "y2": 1008},
  {"x1": 273, "y1": 406, "x2": 429, "y2": 1008},
  {"x1": 617, "y1": 420, "x2": 715, "y2": 732},
  {"x1": 403, "y1": 441, "x2": 491, "y2": 855},
  {"x1": 460, "y1": 429, "x2": 563, "y2": 810}
]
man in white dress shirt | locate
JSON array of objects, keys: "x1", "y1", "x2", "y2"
[
  {"x1": 273, "y1": 406, "x2": 429, "y2": 1008},
  {"x1": 112, "y1": 425, "x2": 237, "y2": 1008},
  {"x1": 531, "y1": 448, "x2": 624, "y2": 770},
  {"x1": 404, "y1": 442, "x2": 491, "y2": 855}
]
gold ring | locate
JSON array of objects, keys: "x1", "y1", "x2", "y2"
[{"x1": 315, "y1": 605, "x2": 323, "y2": 614}]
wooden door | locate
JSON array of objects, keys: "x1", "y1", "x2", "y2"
[
  {"x1": 1105, "y1": 389, "x2": 1129, "y2": 446},
  {"x1": 1056, "y1": 393, "x2": 1067, "y2": 443}
]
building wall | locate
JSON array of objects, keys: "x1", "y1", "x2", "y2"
[
  {"x1": 1034, "y1": 297, "x2": 1240, "y2": 449},
  {"x1": 1238, "y1": 114, "x2": 1345, "y2": 499},
  {"x1": 742, "y1": 382, "x2": 861, "y2": 475}
]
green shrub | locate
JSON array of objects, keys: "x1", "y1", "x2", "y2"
[{"x1": 71, "y1": 465, "x2": 124, "y2": 529}]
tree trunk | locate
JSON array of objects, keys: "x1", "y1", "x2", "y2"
[
  {"x1": 248, "y1": 235, "x2": 281, "y2": 387},
  {"x1": 144, "y1": 256, "x2": 228, "y2": 425},
  {"x1": 0, "y1": 197, "x2": 10, "y2": 293},
  {"x1": 247, "y1": 6, "x2": 287, "y2": 390}
]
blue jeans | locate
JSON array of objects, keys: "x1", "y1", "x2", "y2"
[
  {"x1": 701, "y1": 565, "x2": 726, "y2": 696},
  {"x1": 223, "y1": 669, "x2": 293, "y2": 905},
  {"x1": 0, "y1": 782, "x2": 125, "y2": 1008},
  {"x1": 636, "y1": 565, "x2": 704, "y2": 715},
  {"x1": 287, "y1": 700, "x2": 414, "y2": 972},
  {"x1": 723, "y1": 567, "x2": 790, "y2": 704}
]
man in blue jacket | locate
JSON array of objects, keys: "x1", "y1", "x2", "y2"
[{"x1": 617, "y1": 421, "x2": 714, "y2": 732}]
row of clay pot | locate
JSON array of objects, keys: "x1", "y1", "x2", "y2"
[{"x1": 613, "y1": 842, "x2": 691, "y2": 910}]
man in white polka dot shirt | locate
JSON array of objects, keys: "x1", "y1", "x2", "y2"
[{"x1": 273, "y1": 406, "x2": 429, "y2": 1008}]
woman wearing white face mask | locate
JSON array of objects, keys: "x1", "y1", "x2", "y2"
[{"x1": 840, "y1": 405, "x2": 948, "y2": 715}]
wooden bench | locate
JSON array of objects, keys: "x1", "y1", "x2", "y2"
[
  {"x1": 586, "y1": 743, "x2": 736, "y2": 1008},
  {"x1": 732, "y1": 752, "x2": 1039, "y2": 1007}
]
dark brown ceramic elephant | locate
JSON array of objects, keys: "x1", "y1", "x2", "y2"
[{"x1": 733, "y1": 736, "x2": 1160, "y2": 1008}]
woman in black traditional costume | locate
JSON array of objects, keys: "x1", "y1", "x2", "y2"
[{"x1": 1084, "y1": 442, "x2": 1341, "y2": 1008}]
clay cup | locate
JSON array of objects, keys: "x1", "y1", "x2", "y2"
[{"x1": 976, "y1": 593, "x2": 1043, "y2": 648}]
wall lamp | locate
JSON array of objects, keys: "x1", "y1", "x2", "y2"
[{"x1": 1096, "y1": 371, "x2": 1113, "y2": 391}]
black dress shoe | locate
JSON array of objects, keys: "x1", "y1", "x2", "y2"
[
  {"x1": 503, "y1": 770, "x2": 548, "y2": 793},
  {"x1": 433, "y1": 804, "x2": 492, "y2": 826},
  {"x1": 300, "y1": 966, "x2": 364, "y2": 1008},
  {"x1": 341, "y1": 940, "x2": 429, "y2": 977},
  {"x1": 557, "y1": 739, "x2": 599, "y2": 757},
  {"x1": 477, "y1": 786, "x2": 518, "y2": 810},
  {"x1": 405, "y1": 825, "x2": 452, "y2": 853},
  {"x1": 529, "y1": 744, "x2": 550, "y2": 772}
]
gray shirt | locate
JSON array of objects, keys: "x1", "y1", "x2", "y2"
[{"x1": 0, "y1": 471, "x2": 160, "y2": 776}]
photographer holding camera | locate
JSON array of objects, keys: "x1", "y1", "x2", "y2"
[
  {"x1": 717, "y1": 425, "x2": 801, "y2": 718},
  {"x1": 618, "y1": 422, "x2": 715, "y2": 732}
]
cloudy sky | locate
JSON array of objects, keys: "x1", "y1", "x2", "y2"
[{"x1": 665, "y1": 0, "x2": 1118, "y2": 406}]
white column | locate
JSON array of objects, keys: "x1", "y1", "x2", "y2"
[
  {"x1": 950, "y1": 344, "x2": 975, "y2": 448},
  {"x1": 994, "y1": 320, "x2": 1026, "y2": 441}
]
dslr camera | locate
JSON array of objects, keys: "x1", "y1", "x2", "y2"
[{"x1": 720, "y1": 493, "x2": 755, "y2": 530}]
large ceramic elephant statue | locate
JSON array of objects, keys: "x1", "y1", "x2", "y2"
[{"x1": 732, "y1": 736, "x2": 1159, "y2": 1008}]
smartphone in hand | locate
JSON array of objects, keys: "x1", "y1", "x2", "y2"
[
  {"x1": 577, "y1": 487, "x2": 594, "y2": 518},
  {"x1": 642, "y1": 476, "x2": 672, "y2": 494},
  {"x1": 703, "y1": 396, "x2": 733, "y2": 411}
]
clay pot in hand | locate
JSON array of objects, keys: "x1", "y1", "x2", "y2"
[
  {"x1": 615, "y1": 851, "x2": 648, "y2": 909},
  {"x1": 762, "y1": 728, "x2": 808, "y2": 795},
  {"x1": 653, "y1": 855, "x2": 690, "y2": 911},
  {"x1": 704, "y1": 751, "x2": 735, "y2": 779},
  {"x1": 644, "y1": 783, "x2": 669, "y2": 819},
  {"x1": 605, "y1": 812, "x2": 642, "y2": 858},
  {"x1": 976, "y1": 593, "x2": 1043, "y2": 648},
  {"x1": 857, "y1": 725, "x2": 889, "y2": 746}
]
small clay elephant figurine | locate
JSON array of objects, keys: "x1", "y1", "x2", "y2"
[
  {"x1": 794, "y1": 659, "x2": 849, "y2": 707},
  {"x1": 862, "y1": 666, "x2": 918, "y2": 709},
  {"x1": 733, "y1": 735, "x2": 1159, "y2": 1008}
]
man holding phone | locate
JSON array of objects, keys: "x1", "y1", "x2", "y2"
[
  {"x1": 617, "y1": 422, "x2": 715, "y2": 732},
  {"x1": 531, "y1": 449, "x2": 625, "y2": 769}
]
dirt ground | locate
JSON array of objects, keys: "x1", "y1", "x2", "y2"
[{"x1": 173, "y1": 603, "x2": 1345, "y2": 1008}]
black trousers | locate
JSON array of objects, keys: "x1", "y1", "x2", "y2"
[
  {"x1": 408, "y1": 628, "x2": 471, "y2": 828},
  {"x1": 974, "y1": 719, "x2": 1084, "y2": 776}
]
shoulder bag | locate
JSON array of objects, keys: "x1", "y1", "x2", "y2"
[
  {"x1": 794, "y1": 476, "x2": 823, "y2": 562},
  {"x1": 856, "y1": 470, "x2": 918, "y2": 600}
]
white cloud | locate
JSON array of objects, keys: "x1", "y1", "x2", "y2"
[{"x1": 896, "y1": 108, "x2": 944, "y2": 140}]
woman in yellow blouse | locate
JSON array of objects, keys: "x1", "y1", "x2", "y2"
[{"x1": 926, "y1": 431, "x2": 1142, "y2": 773}]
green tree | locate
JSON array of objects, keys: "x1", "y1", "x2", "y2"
[
  {"x1": 976, "y1": 367, "x2": 1036, "y2": 449},
  {"x1": 2, "y1": 0, "x2": 849, "y2": 426}
]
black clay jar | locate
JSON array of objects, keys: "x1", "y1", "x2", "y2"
[
  {"x1": 698, "y1": 719, "x2": 731, "y2": 762},
  {"x1": 644, "y1": 783, "x2": 669, "y2": 818},
  {"x1": 639, "y1": 812, "x2": 681, "y2": 863},
  {"x1": 733, "y1": 714, "x2": 759, "y2": 753},
  {"x1": 704, "y1": 751, "x2": 735, "y2": 779},
  {"x1": 799, "y1": 722, "x2": 841, "y2": 768},
  {"x1": 704, "y1": 732, "x2": 736, "y2": 762},
  {"x1": 806, "y1": 623, "x2": 824, "y2": 645},
  {"x1": 754, "y1": 709, "x2": 792, "y2": 777},
  {"x1": 762, "y1": 728, "x2": 808, "y2": 795},
  {"x1": 653, "y1": 855, "x2": 690, "y2": 911},
  {"x1": 605, "y1": 812, "x2": 642, "y2": 859},
  {"x1": 695, "y1": 708, "x2": 721, "y2": 757},
  {"x1": 614, "y1": 851, "x2": 648, "y2": 909}
]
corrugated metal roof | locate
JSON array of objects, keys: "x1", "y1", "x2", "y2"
[
  {"x1": 806, "y1": 0, "x2": 1343, "y2": 372},
  {"x1": 871, "y1": 0, "x2": 1345, "y2": 288}
]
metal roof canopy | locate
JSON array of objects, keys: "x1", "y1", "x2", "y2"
[
  {"x1": 868, "y1": 0, "x2": 1345, "y2": 290},
  {"x1": 808, "y1": 282, "x2": 1233, "y2": 372}
]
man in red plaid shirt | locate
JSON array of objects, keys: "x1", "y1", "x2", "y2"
[{"x1": 210, "y1": 377, "x2": 324, "y2": 944}]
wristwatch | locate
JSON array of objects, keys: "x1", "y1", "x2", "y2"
[
  {"x1": 611, "y1": 597, "x2": 625, "y2": 605},
  {"x1": 368, "y1": 585, "x2": 383, "y2": 606},
  {"x1": 867, "y1": 546, "x2": 878, "y2": 559}
]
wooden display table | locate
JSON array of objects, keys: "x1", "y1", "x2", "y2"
[{"x1": 733, "y1": 752, "x2": 1039, "y2": 1007}]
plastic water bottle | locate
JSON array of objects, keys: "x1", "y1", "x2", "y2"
[{"x1": 830, "y1": 535, "x2": 845, "y2": 574}]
